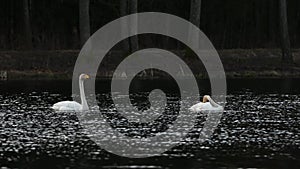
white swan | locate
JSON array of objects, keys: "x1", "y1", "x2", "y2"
[
  {"x1": 51, "y1": 74, "x2": 89, "y2": 111},
  {"x1": 189, "y1": 95, "x2": 223, "y2": 112}
]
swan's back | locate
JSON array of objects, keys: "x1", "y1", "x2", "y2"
[
  {"x1": 189, "y1": 102, "x2": 223, "y2": 113},
  {"x1": 51, "y1": 101, "x2": 82, "y2": 111},
  {"x1": 189, "y1": 102, "x2": 212, "y2": 112}
]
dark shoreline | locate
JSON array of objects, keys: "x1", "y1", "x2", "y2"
[{"x1": 0, "y1": 49, "x2": 300, "y2": 80}]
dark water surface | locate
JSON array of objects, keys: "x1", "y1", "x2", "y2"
[{"x1": 0, "y1": 79, "x2": 300, "y2": 169}]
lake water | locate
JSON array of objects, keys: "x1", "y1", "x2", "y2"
[{"x1": 0, "y1": 79, "x2": 299, "y2": 169}]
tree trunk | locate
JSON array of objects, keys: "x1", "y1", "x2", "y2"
[
  {"x1": 22, "y1": 0, "x2": 32, "y2": 49},
  {"x1": 268, "y1": 0, "x2": 275, "y2": 44},
  {"x1": 189, "y1": 0, "x2": 202, "y2": 49},
  {"x1": 190, "y1": 0, "x2": 201, "y2": 28},
  {"x1": 120, "y1": 0, "x2": 129, "y2": 52},
  {"x1": 278, "y1": 0, "x2": 293, "y2": 64},
  {"x1": 255, "y1": 1, "x2": 261, "y2": 45},
  {"x1": 128, "y1": 0, "x2": 138, "y2": 52},
  {"x1": 10, "y1": 0, "x2": 15, "y2": 49},
  {"x1": 79, "y1": 0, "x2": 90, "y2": 47}
]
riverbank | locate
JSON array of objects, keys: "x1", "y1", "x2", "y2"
[{"x1": 0, "y1": 49, "x2": 300, "y2": 80}]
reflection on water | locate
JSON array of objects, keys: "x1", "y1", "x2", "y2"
[{"x1": 0, "y1": 79, "x2": 299, "y2": 168}]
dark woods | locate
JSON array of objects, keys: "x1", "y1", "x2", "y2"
[{"x1": 0, "y1": 0, "x2": 298, "y2": 63}]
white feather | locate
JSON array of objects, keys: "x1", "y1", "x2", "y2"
[
  {"x1": 189, "y1": 95, "x2": 223, "y2": 113},
  {"x1": 51, "y1": 101, "x2": 82, "y2": 111},
  {"x1": 51, "y1": 74, "x2": 89, "y2": 112}
]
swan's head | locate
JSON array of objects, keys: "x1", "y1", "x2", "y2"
[
  {"x1": 203, "y1": 95, "x2": 210, "y2": 103},
  {"x1": 79, "y1": 74, "x2": 90, "y2": 80}
]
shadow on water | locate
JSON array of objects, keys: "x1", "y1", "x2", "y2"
[
  {"x1": 1, "y1": 78, "x2": 300, "y2": 94},
  {"x1": 0, "y1": 79, "x2": 299, "y2": 169}
]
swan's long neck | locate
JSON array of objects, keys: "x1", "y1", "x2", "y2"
[
  {"x1": 208, "y1": 96, "x2": 220, "y2": 107},
  {"x1": 79, "y1": 78, "x2": 88, "y2": 110}
]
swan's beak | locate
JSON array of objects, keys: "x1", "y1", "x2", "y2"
[{"x1": 85, "y1": 75, "x2": 90, "y2": 79}]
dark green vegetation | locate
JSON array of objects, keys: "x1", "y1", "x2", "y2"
[{"x1": 0, "y1": 49, "x2": 299, "y2": 80}]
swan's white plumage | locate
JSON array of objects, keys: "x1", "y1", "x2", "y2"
[
  {"x1": 189, "y1": 95, "x2": 223, "y2": 112},
  {"x1": 51, "y1": 74, "x2": 89, "y2": 112},
  {"x1": 51, "y1": 101, "x2": 82, "y2": 111}
]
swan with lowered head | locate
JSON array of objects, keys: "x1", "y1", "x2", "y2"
[
  {"x1": 51, "y1": 74, "x2": 89, "y2": 111},
  {"x1": 189, "y1": 95, "x2": 223, "y2": 112}
]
